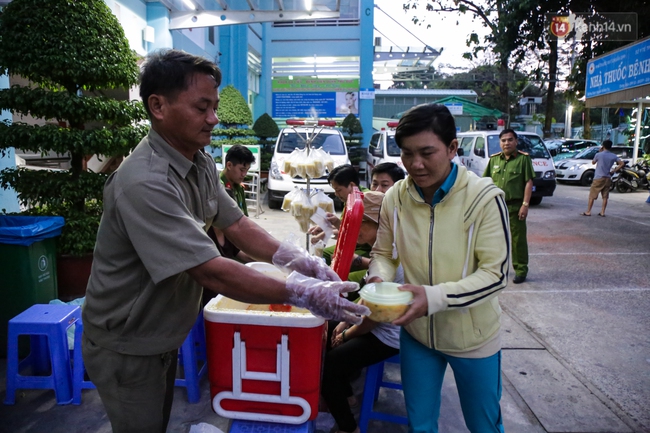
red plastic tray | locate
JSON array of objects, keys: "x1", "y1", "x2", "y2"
[{"x1": 331, "y1": 187, "x2": 364, "y2": 281}]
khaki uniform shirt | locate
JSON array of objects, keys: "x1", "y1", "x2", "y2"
[
  {"x1": 83, "y1": 129, "x2": 243, "y2": 356},
  {"x1": 483, "y1": 151, "x2": 535, "y2": 203}
]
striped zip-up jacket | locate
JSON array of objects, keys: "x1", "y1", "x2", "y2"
[{"x1": 369, "y1": 165, "x2": 510, "y2": 353}]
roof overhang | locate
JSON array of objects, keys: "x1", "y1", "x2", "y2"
[
  {"x1": 169, "y1": 9, "x2": 340, "y2": 29},
  {"x1": 585, "y1": 85, "x2": 650, "y2": 108},
  {"x1": 148, "y1": 0, "x2": 341, "y2": 30},
  {"x1": 373, "y1": 46, "x2": 440, "y2": 74}
]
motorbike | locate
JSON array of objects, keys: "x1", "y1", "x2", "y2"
[{"x1": 613, "y1": 159, "x2": 650, "y2": 193}]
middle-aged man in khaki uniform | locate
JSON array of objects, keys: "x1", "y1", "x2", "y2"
[{"x1": 483, "y1": 128, "x2": 534, "y2": 284}]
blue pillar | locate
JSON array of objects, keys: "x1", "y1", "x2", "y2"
[
  {"x1": 359, "y1": 0, "x2": 374, "y2": 149},
  {"x1": 146, "y1": 2, "x2": 173, "y2": 52},
  {"x1": 255, "y1": 22, "x2": 272, "y2": 120},
  {"x1": 219, "y1": 24, "x2": 248, "y2": 96},
  {"x1": 0, "y1": 74, "x2": 20, "y2": 213}
]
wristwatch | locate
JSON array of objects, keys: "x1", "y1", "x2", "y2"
[
  {"x1": 342, "y1": 329, "x2": 348, "y2": 342},
  {"x1": 522, "y1": 201, "x2": 529, "y2": 207}
]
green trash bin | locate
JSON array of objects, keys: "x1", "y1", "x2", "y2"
[{"x1": 0, "y1": 216, "x2": 65, "y2": 358}]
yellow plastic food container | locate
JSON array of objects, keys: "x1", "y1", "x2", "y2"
[{"x1": 358, "y1": 282, "x2": 413, "y2": 323}]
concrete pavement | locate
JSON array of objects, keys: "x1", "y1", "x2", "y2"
[{"x1": 0, "y1": 184, "x2": 648, "y2": 433}]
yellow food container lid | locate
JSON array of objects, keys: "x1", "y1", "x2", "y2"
[{"x1": 359, "y1": 282, "x2": 413, "y2": 305}]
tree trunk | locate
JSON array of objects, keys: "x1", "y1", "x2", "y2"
[
  {"x1": 499, "y1": 60, "x2": 510, "y2": 127},
  {"x1": 544, "y1": 38, "x2": 558, "y2": 138}
]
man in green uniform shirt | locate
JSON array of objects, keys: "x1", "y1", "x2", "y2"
[
  {"x1": 220, "y1": 144, "x2": 255, "y2": 216},
  {"x1": 483, "y1": 129, "x2": 534, "y2": 284}
]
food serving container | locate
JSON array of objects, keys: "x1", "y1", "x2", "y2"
[{"x1": 358, "y1": 281, "x2": 413, "y2": 323}]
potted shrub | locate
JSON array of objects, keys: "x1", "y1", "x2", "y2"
[
  {"x1": 212, "y1": 85, "x2": 257, "y2": 155},
  {"x1": 341, "y1": 113, "x2": 364, "y2": 171},
  {"x1": 252, "y1": 113, "x2": 280, "y2": 177},
  {"x1": 0, "y1": 0, "x2": 147, "y2": 300}
]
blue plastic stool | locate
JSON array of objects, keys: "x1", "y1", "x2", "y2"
[
  {"x1": 4, "y1": 304, "x2": 81, "y2": 405},
  {"x1": 175, "y1": 310, "x2": 207, "y2": 403},
  {"x1": 230, "y1": 419, "x2": 314, "y2": 433},
  {"x1": 72, "y1": 319, "x2": 96, "y2": 404},
  {"x1": 358, "y1": 354, "x2": 408, "y2": 433}
]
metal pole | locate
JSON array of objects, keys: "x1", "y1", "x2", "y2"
[
  {"x1": 633, "y1": 101, "x2": 642, "y2": 165},
  {"x1": 305, "y1": 138, "x2": 311, "y2": 251}
]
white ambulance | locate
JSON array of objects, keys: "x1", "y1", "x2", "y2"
[
  {"x1": 267, "y1": 119, "x2": 350, "y2": 209},
  {"x1": 456, "y1": 130, "x2": 556, "y2": 205}
]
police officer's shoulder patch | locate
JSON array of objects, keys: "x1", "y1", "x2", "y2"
[
  {"x1": 517, "y1": 150, "x2": 529, "y2": 156},
  {"x1": 490, "y1": 152, "x2": 503, "y2": 158}
]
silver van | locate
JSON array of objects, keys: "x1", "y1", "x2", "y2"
[
  {"x1": 366, "y1": 126, "x2": 405, "y2": 185},
  {"x1": 457, "y1": 131, "x2": 556, "y2": 205}
]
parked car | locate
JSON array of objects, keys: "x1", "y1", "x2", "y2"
[
  {"x1": 545, "y1": 138, "x2": 599, "y2": 156},
  {"x1": 554, "y1": 146, "x2": 645, "y2": 186},
  {"x1": 366, "y1": 124, "x2": 405, "y2": 185},
  {"x1": 553, "y1": 150, "x2": 581, "y2": 164},
  {"x1": 457, "y1": 130, "x2": 556, "y2": 205},
  {"x1": 267, "y1": 125, "x2": 350, "y2": 209}
]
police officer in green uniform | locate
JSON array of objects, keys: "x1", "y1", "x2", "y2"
[
  {"x1": 220, "y1": 144, "x2": 255, "y2": 216},
  {"x1": 483, "y1": 129, "x2": 534, "y2": 284}
]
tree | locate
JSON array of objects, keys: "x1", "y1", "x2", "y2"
[
  {"x1": 404, "y1": 0, "x2": 532, "y2": 124},
  {"x1": 252, "y1": 113, "x2": 279, "y2": 171},
  {"x1": 518, "y1": 1, "x2": 650, "y2": 137},
  {"x1": 340, "y1": 114, "x2": 364, "y2": 165},
  {"x1": 212, "y1": 85, "x2": 257, "y2": 162},
  {"x1": 0, "y1": 0, "x2": 147, "y2": 256},
  {"x1": 340, "y1": 113, "x2": 363, "y2": 139}
]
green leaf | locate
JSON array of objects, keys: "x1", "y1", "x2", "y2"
[
  {"x1": 217, "y1": 85, "x2": 253, "y2": 127},
  {"x1": 0, "y1": 0, "x2": 144, "y2": 256}
]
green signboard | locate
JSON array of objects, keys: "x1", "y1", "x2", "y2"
[{"x1": 272, "y1": 77, "x2": 359, "y2": 92}]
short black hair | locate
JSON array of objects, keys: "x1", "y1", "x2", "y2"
[
  {"x1": 225, "y1": 145, "x2": 255, "y2": 166},
  {"x1": 140, "y1": 49, "x2": 222, "y2": 118},
  {"x1": 395, "y1": 103, "x2": 457, "y2": 148},
  {"x1": 328, "y1": 164, "x2": 360, "y2": 187},
  {"x1": 372, "y1": 162, "x2": 405, "y2": 183},
  {"x1": 602, "y1": 139, "x2": 613, "y2": 150},
  {"x1": 499, "y1": 128, "x2": 518, "y2": 139}
]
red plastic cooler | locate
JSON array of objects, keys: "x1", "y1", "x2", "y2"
[{"x1": 204, "y1": 295, "x2": 326, "y2": 424}]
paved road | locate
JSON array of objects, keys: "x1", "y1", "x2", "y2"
[{"x1": 498, "y1": 183, "x2": 650, "y2": 432}]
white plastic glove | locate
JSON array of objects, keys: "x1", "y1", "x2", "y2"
[
  {"x1": 272, "y1": 239, "x2": 340, "y2": 281},
  {"x1": 285, "y1": 271, "x2": 370, "y2": 325}
]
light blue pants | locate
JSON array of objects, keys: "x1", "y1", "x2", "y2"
[{"x1": 400, "y1": 328, "x2": 504, "y2": 433}]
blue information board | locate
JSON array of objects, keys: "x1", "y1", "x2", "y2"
[
  {"x1": 273, "y1": 92, "x2": 336, "y2": 118},
  {"x1": 272, "y1": 91, "x2": 359, "y2": 118},
  {"x1": 586, "y1": 37, "x2": 650, "y2": 99}
]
